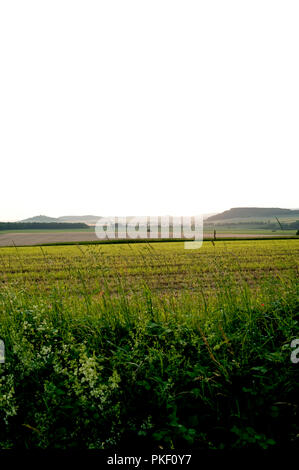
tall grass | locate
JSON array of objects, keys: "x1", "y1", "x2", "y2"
[{"x1": 0, "y1": 241, "x2": 298, "y2": 449}]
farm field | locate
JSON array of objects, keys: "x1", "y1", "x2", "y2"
[
  {"x1": 0, "y1": 240, "x2": 298, "y2": 296},
  {"x1": 206, "y1": 228, "x2": 297, "y2": 235},
  {"x1": 0, "y1": 228, "x2": 95, "y2": 234},
  {"x1": 0, "y1": 229, "x2": 297, "y2": 247},
  {"x1": 0, "y1": 240, "x2": 298, "y2": 449}
]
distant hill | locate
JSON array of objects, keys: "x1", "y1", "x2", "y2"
[
  {"x1": 202, "y1": 213, "x2": 217, "y2": 220},
  {"x1": 19, "y1": 215, "x2": 101, "y2": 225},
  {"x1": 20, "y1": 214, "x2": 214, "y2": 225},
  {"x1": 206, "y1": 207, "x2": 299, "y2": 223},
  {"x1": 20, "y1": 215, "x2": 61, "y2": 223},
  {"x1": 18, "y1": 209, "x2": 299, "y2": 226},
  {"x1": 58, "y1": 215, "x2": 101, "y2": 224}
]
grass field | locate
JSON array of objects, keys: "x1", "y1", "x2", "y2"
[
  {"x1": 206, "y1": 228, "x2": 297, "y2": 235},
  {"x1": 0, "y1": 229, "x2": 297, "y2": 247},
  {"x1": 0, "y1": 240, "x2": 298, "y2": 449},
  {"x1": 0, "y1": 228, "x2": 296, "y2": 235}
]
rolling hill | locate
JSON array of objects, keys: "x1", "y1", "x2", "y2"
[
  {"x1": 206, "y1": 207, "x2": 299, "y2": 223},
  {"x1": 19, "y1": 215, "x2": 102, "y2": 225}
]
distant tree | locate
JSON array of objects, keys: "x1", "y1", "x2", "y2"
[{"x1": 0, "y1": 222, "x2": 89, "y2": 231}]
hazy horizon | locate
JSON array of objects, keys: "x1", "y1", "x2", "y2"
[{"x1": 2, "y1": 205, "x2": 299, "y2": 223}]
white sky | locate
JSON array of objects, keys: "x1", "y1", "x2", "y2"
[{"x1": 0, "y1": 1, "x2": 298, "y2": 221}]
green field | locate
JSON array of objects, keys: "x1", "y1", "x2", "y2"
[
  {"x1": 0, "y1": 240, "x2": 298, "y2": 449},
  {"x1": 207, "y1": 228, "x2": 297, "y2": 235},
  {"x1": 0, "y1": 227, "x2": 297, "y2": 236}
]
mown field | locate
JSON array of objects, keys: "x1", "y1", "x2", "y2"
[
  {"x1": 0, "y1": 229, "x2": 297, "y2": 247},
  {"x1": 0, "y1": 240, "x2": 298, "y2": 449}
]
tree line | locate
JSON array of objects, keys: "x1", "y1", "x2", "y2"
[
  {"x1": 0, "y1": 222, "x2": 89, "y2": 230},
  {"x1": 206, "y1": 220, "x2": 299, "y2": 230}
]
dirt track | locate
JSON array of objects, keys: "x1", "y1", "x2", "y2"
[
  {"x1": 0, "y1": 232, "x2": 100, "y2": 246},
  {"x1": 0, "y1": 231, "x2": 293, "y2": 247}
]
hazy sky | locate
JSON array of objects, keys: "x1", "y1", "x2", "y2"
[{"x1": 0, "y1": 1, "x2": 298, "y2": 221}]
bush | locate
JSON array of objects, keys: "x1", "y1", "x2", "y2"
[{"x1": 0, "y1": 280, "x2": 298, "y2": 450}]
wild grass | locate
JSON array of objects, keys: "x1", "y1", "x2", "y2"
[{"x1": 0, "y1": 240, "x2": 298, "y2": 449}]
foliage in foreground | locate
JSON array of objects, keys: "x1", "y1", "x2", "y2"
[{"x1": 0, "y1": 270, "x2": 298, "y2": 450}]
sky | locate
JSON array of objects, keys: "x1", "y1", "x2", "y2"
[{"x1": 0, "y1": 1, "x2": 298, "y2": 221}]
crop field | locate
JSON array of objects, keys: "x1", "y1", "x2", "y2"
[
  {"x1": 0, "y1": 240, "x2": 298, "y2": 449},
  {"x1": 0, "y1": 230, "x2": 297, "y2": 247},
  {"x1": 0, "y1": 240, "x2": 298, "y2": 296}
]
